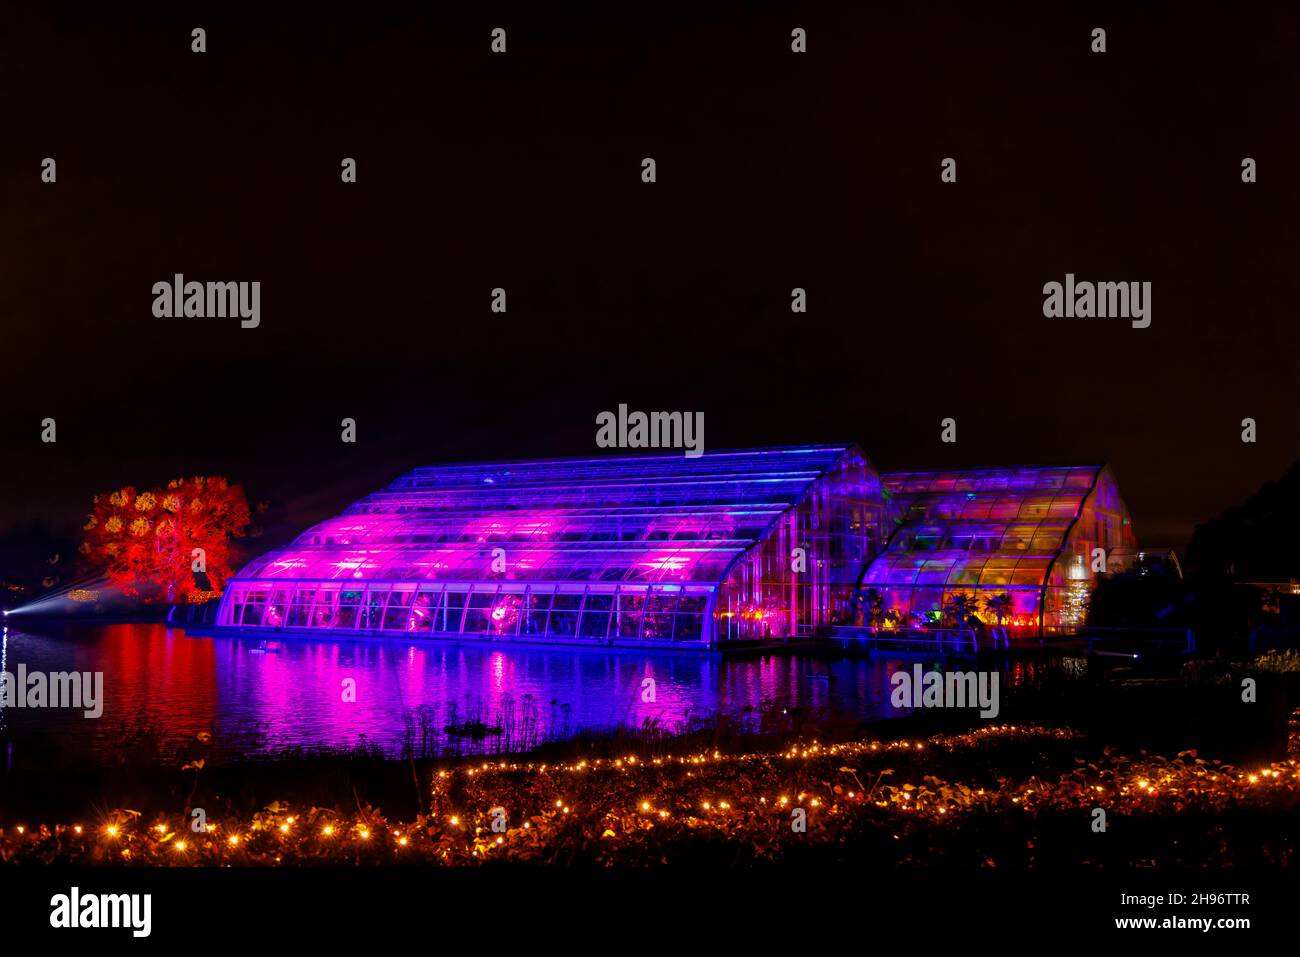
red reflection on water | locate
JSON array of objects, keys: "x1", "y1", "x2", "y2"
[
  {"x1": 96, "y1": 623, "x2": 219, "y2": 739},
  {"x1": 2, "y1": 624, "x2": 915, "y2": 761}
]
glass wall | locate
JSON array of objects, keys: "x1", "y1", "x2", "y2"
[
  {"x1": 714, "y1": 447, "x2": 886, "y2": 641},
  {"x1": 216, "y1": 443, "x2": 881, "y2": 646},
  {"x1": 860, "y1": 466, "x2": 1136, "y2": 633},
  {"x1": 218, "y1": 581, "x2": 716, "y2": 643},
  {"x1": 218, "y1": 448, "x2": 1134, "y2": 644}
]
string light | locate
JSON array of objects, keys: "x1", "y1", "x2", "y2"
[{"x1": 4, "y1": 724, "x2": 1296, "y2": 866}]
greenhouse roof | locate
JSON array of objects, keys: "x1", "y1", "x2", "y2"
[
  {"x1": 864, "y1": 465, "x2": 1106, "y2": 591},
  {"x1": 231, "y1": 445, "x2": 863, "y2": 587}
]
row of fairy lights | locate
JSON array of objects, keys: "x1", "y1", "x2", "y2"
[{"x1": 5, "y1": 725, "x2": 1297, "y2": 857}]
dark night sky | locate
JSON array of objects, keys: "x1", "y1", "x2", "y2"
[{"x1": 2, "y1": 2, "x2": 1298, "y2": 555}]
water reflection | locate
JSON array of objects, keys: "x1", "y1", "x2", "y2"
[{"x1": 0, "y1": 623, "x2": 1011, "y2": 761}]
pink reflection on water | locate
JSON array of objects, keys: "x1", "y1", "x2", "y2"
[{"x1": 2, "y1": 624, "x2": 918, "y2": 762}]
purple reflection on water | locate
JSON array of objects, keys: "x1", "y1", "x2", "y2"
[{"x1": 0, "y1": 624, "x2": 953, "y2": 762}]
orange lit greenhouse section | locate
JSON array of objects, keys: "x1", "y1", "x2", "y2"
[
  {"x1": 212, "y1": 449, "x2": 1136, "y2": 649},
  {"x1": 861, "y1": 466, "x2": 1136, "y2": 636}
]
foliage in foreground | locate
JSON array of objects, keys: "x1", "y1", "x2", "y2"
[{"x1": 3, "y1": 724, "x2": 1298, "y2": 867}]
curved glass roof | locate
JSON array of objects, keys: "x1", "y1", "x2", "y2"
[
  {"x1": 863, "y1": 465, "x2": 1105, "y2": 591},
  {"x1": 231, "y1": 445, "x2": 862, "y2": 587}
]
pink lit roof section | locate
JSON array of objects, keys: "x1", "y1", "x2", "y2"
[{"x1": 231, "y1": 446, "x2": 862, "y2": 587}]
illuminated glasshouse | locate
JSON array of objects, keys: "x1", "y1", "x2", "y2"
[
  {"x1": 215, "y1": 445, "x2": 888, "y2": 648},
  {"x1": 862, "y1": 465, "x2": 1135, "y2": 633},
  {"x1": 214, "y1": 450, "x2": 1135, "y2": 647}
]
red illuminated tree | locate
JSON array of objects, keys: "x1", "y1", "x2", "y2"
[{"x1": 80, "y1": 476, "x2": 252, "y2": 604}]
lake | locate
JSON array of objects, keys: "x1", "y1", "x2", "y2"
[{"x1": 0, "y1": 623, "x2": 1045, "y2": 763}]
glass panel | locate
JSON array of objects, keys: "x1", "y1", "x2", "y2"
[
  {"x1": 442, "y1": 590, "x2": 469, "y2": 632},
  {"x1": 1011, "y1": 563, "x2": 1048, "y2": 586},
  {"x1": 917, "y1": 560, "x2": 952, "y2": 585},
  {"x1": 227, "y1": 587, "x2": 248, "y2": 625},
  {"x1": 548, "y1": 593, "x2": 582, "y2": 637},
  {"x1": 264, "y1": 588, "x2": 292, "y2": 627},
  {"x1": 287, "y1": 588, "x2": 316, "y2": 628},
  {"x1": 489, "y1": 592, "x2": 523, "y2": 635},
  {"x1": 642, "y1": 589, "x2": 679, "y2": 640},
  {"x1": 240, "y1": 589, "x2": 268, "y2": 625},
  {"x1": 359, "y1": 588, "x2": 389, "y2": 629},
  {"x1": 382, "y1": 590, "x2": 414, "y2": 630},
  {"x1": 616, "y1": 591, "x2": 645, "y2": 638},
  {"x1": 521, "y1": 587, "x2": 553, "y2": 635},
  {"x1": 333, "y1": 589, "x2": 362, "y2": 629},
  {"x1": 409, "y1": 587, "x2": 438, "y2": 632},
  {"x1": 673, "y1": 594, "x2": 708, "y2": 642},
  {"x1": 578, "y1": 594, "x2": 613, "y2": 638},
  {"x1": 1049, "y1": 496, "x2": 1084, "y2": 519},
  {"x1": 464, "y1": 587, "x2": 500, "y2": 633}
]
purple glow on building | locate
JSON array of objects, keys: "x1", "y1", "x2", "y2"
[
  {"x1": 215, "y1": 449, "x2": 1137, "y2": 647},
  {"x1": 862, "y1": 465, "x2": 1137, "y2": 631},
  {"x1": 217, "y1": 446, "x2": 886, "y2": 648}
]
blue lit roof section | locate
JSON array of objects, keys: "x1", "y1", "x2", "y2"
[
  {"x1": 232, "y1": 445, "x2": 861, "y2": 587},
  {"x1": 215, "y1": 444, "x2": 886, "y2": 647}
]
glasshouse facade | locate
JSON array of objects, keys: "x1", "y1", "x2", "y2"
[
  {"x1": 214, "y1": 445, "x2": 888, "y2": 649},
  {"x1": 862, "y1": 465, "x2": 1135, "y2": 632},
  {"x1": 213, "y1": 449, "x2": 1136, "y2": 648}
]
